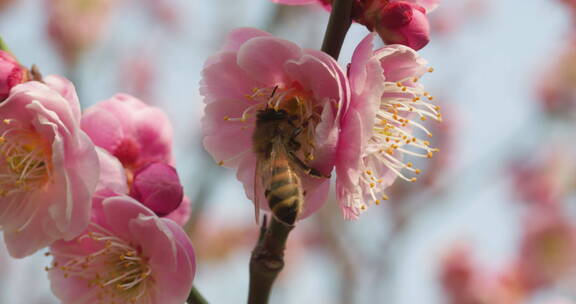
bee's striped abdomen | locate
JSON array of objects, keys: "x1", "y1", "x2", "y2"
[{"x1": 265, "y1": 159, "x2": 303, "y2": 225}]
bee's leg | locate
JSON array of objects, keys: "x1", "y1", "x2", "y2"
[{"x1": 288, "y1": 151, "x2": 331, "y2": 178}]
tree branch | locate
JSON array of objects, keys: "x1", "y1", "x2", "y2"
[
  {"x1": 187, "y1": 285, "x2": 209, "y2": 304},
  {"x1": 247, "y1": 216, "x2": 293, "y2": 304},
  {"x1": 321, "y1": 0, "x2": 355, "y2": 60}
]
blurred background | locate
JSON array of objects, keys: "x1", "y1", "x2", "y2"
[{"x1": 1, "y1": 0, "x2": 576, "y2": 303}]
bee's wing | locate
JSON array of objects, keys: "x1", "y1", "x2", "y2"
[{"x1": 254, "y1": 151, "x2": 274, "y2": 224}]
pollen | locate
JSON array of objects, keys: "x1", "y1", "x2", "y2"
[{"x1": 0, "y1": 126, "x2": 51, "y2": 197}]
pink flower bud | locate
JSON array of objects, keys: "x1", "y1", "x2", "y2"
[
  {"x1": 369, "y1": 1, "x2": 430, "y2": 50},
  {"x1": 0, "y1": 51, "x2": 26, "y2": 101},
  {"x1": 130, "y1": 162, "x2": 184, "y2": 216}
]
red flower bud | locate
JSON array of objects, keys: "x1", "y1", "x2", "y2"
[{"x1": 130, "y1": 162, "x2": 184, "y2": 216}]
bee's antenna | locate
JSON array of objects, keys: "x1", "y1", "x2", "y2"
[{"x1": 270, "y1": 85, "x2": 279, "y2": 98}]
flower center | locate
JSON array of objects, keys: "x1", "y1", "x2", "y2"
[
  {"x1": 358, "y1": 69, "x2": 441, "y2": 207},
  {"x1": 48, "y1": 223, "x2": 153, "y2": 304},
  {"x1": 0, "y1": 119, "x2": 51, "y2": 197}
]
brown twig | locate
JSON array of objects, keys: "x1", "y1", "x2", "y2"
[
  {"x1": 187, "y1": 285, "x2": 209, "y2": 304},
  {"x1": 247, "y1": 216, "x2": 293, "y2": 304},
  {"x1": 321, "y1": 0, "x2": 355, "y2": 59}
]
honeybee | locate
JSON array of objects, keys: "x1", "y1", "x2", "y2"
[{"x1": 252, "y1": 104, "x2": 328, "y2": 226}]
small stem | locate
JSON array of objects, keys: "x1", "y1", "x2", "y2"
[
  {"x1": 247, "y1": 216, "x2": 293, "y2": 304},
  {"x1": 321, "y1": 0, "x2": 355, "y2": 60},
  {"x1": 187, "y1": 285, "x2": 209, "y2": 304}
]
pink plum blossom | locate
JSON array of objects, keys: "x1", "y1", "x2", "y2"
[
  {"x1": 48, "y1": 195, "x2": 195, "y2": 304},
  {"x1": 81, "y1": 94, "x2": 189, "y2": 223},
  {"x1": 336, "y1": 34, "x2": 440, "y2": 219},
  {"x1": 0, "y1": 50, "x2": 26, "y2": 101},
  {"x1": 201, "y1": 27, "x2": 348, "y2": 220},
  {"x1": 45, "y1": 0, "x2": 114, "y2": 65},
  {"x1": 0, "y1": 75, "x2": 99, "y2": 258},
  {"x1": 515, "y1": 207, "x2": 576, "y2": 291},
  {"x1": 81, "y1": 93, "x2": 173, "y2": 171},
  {"x1": 439, "y1": 243, "x2": 482, "y2": 304}
]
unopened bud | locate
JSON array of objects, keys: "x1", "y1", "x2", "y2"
[
  {"x1": 130, "y1": 162, "x2": 184, "y2": 216},
  {"x1": 367, "y1": 1, "x2": 430, "y2": 50},
  {"x1": 0, "y1": 50, "x2": 26, "y2": 101}
]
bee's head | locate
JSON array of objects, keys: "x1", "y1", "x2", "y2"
[{"x1": 256, "y1": 108, "x2": 290, "y2": 122}]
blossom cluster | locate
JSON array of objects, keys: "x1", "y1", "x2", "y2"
[
  {"x1": 273, "y1": 0, "x2": 440, "y2": 50},
  {"x1": 201, "y1": 28, "x2": 441, "y2": 221},
  {"x1": 0, "y1": 49, "x2": 195, "y2": 303}
]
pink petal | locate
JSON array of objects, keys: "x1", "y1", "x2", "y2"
[
  {"x1": 102, "y1": 196, "x2": 155, "y2": 241},
  {"x1": 81, "y1": 105, "x2": 125, "y2": 153},
  {"x1": 200, "y1": 52, "x2": 263, "y2": 103},
  {"x1": 237, "y1": 36, "x2": 302, "y2": 85},
  {"x1": 43, "y1": 75, "x2": 81, "y2": 122},
  {"x1": 164, "y1": 196, "x2": 191, "y2": 226},
  {"x1": 222, "y1": 27, "x2": 272, "y2": 52},
  {"x1": 374, "y1": 44, "x2": 428, "y2": 82}
]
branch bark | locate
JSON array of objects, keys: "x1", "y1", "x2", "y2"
[
  {"x1": 321, "y1": 0, "x2": 355, "y2": 60},
  {"x1": 247, "y1": 216, "x2": 293, "y2": 304},
  {"x1": 187, "y1": 285, "x2": 209, "y2": 304}
]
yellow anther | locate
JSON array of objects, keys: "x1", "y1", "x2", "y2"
[
  {"x1": 370, "y1": 183, "x2": 375, "y2": 188},
  {"x1": 420, "y1": 116, "x2": 427, "y2": 121},
  {"x1": 406, "y1": 162, "x2": 413, "y2": 167},
  {"x1": 3, "y1": 119, "x2": 10, "y2": 125},
  {"x1": 382, "y1": 194, "x2": 389, "y2": 200},
  {"x1": 412, "y1": 97, "x2": 420, "y2": 102},
  {"x1": 0, "y1": 136, "x2": 5, "y2": 144},
  {"x1": 217, "y1": 160, "x2": 224, "y2": 166},
  {"x1": 401, "y1": 87, "x2": 407, "y2": 92},
  {"x1": 427, "y1": 152, "x2": 433, "y2": 158},
  {"x1": 223, "y1": 116, "x2": 230, "y2": 121},
  {"x1": 396, "y1": 82, "x2": 402, "y2": 87},
  {"x1": 415, "y1": 169, "x2": 421, "y2": 174},
  {"x1": 366, "y1": 170, "x2": 372, "y2": 175},
  {"x1": 428, "y1": 67, "x2": 434, "y2": 73},
  {"x1": 410, "y1": 177, "x2": 417, "y2": 182},
  {"x1": 413, "y1": 77, "x2": 419, "y2": 82},
  {"x1": 360, "y1": 205, "x2": 367, "y2": 210},
  {"x1": 428, "y1": 96, "x2": 434, "y2": 101},
  {"x1": 375, "y1": 200, "x2": 381, "y2": 205}
]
